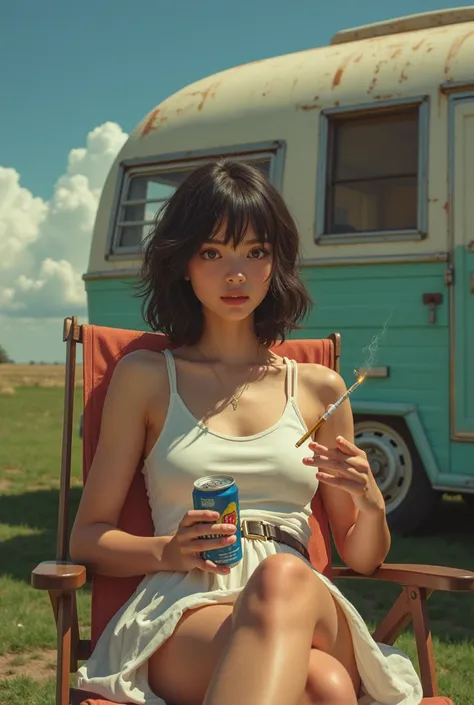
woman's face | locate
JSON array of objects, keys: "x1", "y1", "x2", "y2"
[{"x1": 186, "y1": 222, "x2": 273, "y2": 323}]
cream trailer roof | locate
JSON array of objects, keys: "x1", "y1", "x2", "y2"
[{"x1": 88, "y1": 8, "x2": 474, "y2": 276}]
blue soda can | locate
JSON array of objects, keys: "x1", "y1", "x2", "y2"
[{"x1": 192, "y1": 475, "x2": 243, "y2": 567}]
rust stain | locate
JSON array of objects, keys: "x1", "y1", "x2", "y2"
[
  {"x1": 445, "y1": 29, "x2": 474, "y2": 75},
  {"x1": 443, "y1": 201, "x2": 449, "y2": 214},
  {"x1": 399, "y1": 60, "x2": 411, "y2": 83},
  {"x1": 373, "y1": 94, "x2": 394, "y2": 100},
  {"x1": 175, "y1": 105, "x2": 195, "y2": 117},
  {"x1": 332, "y1": 53, "x2": 353, "y2": 89},
  {"x1": 334, "y1": 100, "x2": 340, "y2": 107},
  {"x1": 412, "y1": 39, "x2": 425, "y2": 51},
  {"x1": 354, "y1": 54, "x2": 363, "y2": 63},
  {"x1": 388, "y1": 42, "x2": 403, "y2": 59},
  {"x1": 299, "y1": 95, "x2": 320, "y2": 111},
  {"x1": 399, "y1": 68, "x2": 409, "y2": 83},
  {"x1": 367, "y1": 76, "x2": 377, "y2": 94},
  {"x1": 140, "y1": 108, "x2": 165, "y2": 138},
  {"x1": 367, "y1": 60, "x2": 387, "y2": 95},
  {"x1": 186, "y1": 81, "x2": 220, "y2": 111}
]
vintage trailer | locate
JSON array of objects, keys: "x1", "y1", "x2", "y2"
[{"x1": 83, "y1": 7, "x2": 474, "y2": 533}]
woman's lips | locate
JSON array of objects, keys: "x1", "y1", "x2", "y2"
[{"x1": 220, "y1": 296, "x2": 249, "y2": 306}]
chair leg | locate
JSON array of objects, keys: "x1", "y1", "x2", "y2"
[
  {"x1": 409, "y1": 587, "x2": 438, "y2": 697},
  {"x1": 372, "y1": 589, "x2": 412, "y2": 644},
  {"x1": 371, "y1": 586, "x2": 438, "y2": 698},
  {"x1": 70, "y1": 592, "x2": 79, "y2": 673},
  {"x1": 56, "y1": 592, "x2": 73, "y2": 705}
]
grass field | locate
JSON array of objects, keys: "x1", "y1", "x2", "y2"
[{"x1": 0, "y1": 367, "x2": 473, "y2": 704}]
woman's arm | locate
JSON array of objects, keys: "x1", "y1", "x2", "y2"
[
  {"x1": 304, "y1": 368, "x2": 391, "y2": 576},
  {"x1": 69, "y1": 352, "x2": 177, "y2": 577}
]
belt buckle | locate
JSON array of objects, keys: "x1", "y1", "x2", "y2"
[{"x1": 241, "y1": 519, "x2": 267, "y2": 540}]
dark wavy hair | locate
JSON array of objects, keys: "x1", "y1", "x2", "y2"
[{"x1": 137, "y1": 159, "x2": 312, "y2": 346}]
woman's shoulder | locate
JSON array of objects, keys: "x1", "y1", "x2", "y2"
[
  {"x1": 109, "y1": 348, "x2": 170, "y2": 398},
  {"x1": 296, "y1": 362, "x2": 347, "y2": 403}
]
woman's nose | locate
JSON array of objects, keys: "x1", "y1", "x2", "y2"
[{"x1": 225, "y1": 270, "x2": 246, "y2": 284}]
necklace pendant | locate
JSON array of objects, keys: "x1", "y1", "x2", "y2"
[{"x1": 231, "y1": 396, "x2": 239, "y2": 411}]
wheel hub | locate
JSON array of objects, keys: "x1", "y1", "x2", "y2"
[{"x1": 354, "y1": 422, "x2": 414, "y2": 512}]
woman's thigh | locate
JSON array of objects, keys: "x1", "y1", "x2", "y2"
[
  {"x1": 326, "y1": 599, "x2": 361, "y2": 697},
  {"x1": 148, "y1": 604, "x2": 233, "y2": 705}
]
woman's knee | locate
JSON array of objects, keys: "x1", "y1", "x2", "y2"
[
  {"x1": 249, "y1": 553, "x2": 314, "y2": 604},
  {"x1": 305, "y1": 650, "x2": 358, "y2": 705},
  {"x1": 233, "y1": 553, "x2": 314, "y2": 629}
]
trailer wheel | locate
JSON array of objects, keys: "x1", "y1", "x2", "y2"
[
  {"x1": 462, "y1": 494, "x2": 474, "y2": 509},
  {"x1": 354, "y1": 416, "x2": 439, "y2": 535}
]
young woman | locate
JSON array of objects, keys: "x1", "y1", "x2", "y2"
[{"x1": 71, "y1": 161, "x2": 422, "y2": 705}]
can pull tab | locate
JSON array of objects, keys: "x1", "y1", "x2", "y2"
[{"x1": 422, "y1": 293, "x2": 443, "y2": 324}]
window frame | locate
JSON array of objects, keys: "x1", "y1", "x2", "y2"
[
  {"x1": 315, "y1": 97, "x2": 430, "y2": 245},
  {"x1": 106, "y1": 141, "x2": 286, "y2": 258}
]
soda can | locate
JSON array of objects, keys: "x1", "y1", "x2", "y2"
[{"x1": 192, "y1": 475, "x2": 242, "y2": 567}]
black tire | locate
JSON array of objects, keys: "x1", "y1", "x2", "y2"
[
  {"x1": 462, "y1": 494, "x2": 474, "y2": 509},
  {"x1": 354, "y1": 415, "x2": 440, "y2": 535}
]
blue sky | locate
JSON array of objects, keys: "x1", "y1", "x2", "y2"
[{"x1": 1, "y1": 0, "x2": 471, "y2": 362}]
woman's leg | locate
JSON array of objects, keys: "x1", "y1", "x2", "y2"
[
  {"x1": 148, "y1": 604, "x2": 234, "y2": 704},
  {"x1": 149, "y1": 553, "x2": 359, "y2": 705},
  {"x1": 203, "y1": 553, "x2": 357, "y2": 705},
  {"x1": 300, "y1": 649, "x2": 359, "y2": 705}
]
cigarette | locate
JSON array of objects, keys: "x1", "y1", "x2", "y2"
[{"x1": 295, "y1": 379, "x2": 362, "y2": 448}]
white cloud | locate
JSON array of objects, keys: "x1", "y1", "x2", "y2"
[
  {"x1": 0, "y1": 121, "x2": 128, "y2": 319},
  {"x1": 0, "y1": 168, "x2": 47, "y2": 271}
]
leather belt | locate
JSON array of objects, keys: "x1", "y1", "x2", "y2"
[{"x1": 241, "y1": 520, "x2": 310, "y2": 561}]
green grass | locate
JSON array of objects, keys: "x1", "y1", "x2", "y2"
[{"x1": 1, "y1": 386, "x2": 474, "y2": 703}]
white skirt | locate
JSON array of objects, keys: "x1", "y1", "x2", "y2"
[{"x1": 77, "y1": 537, "x2": 423, "y2": 705}]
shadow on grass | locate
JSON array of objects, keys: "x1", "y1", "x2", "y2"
[{"x1": 0, "y1": 487, "x2": 87, "y2": 587}]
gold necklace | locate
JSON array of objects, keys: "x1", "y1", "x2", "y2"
[{"x1": 197, "y1": 346, "x2": 260, "y2": 411}]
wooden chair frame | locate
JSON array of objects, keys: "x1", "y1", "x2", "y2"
[{"x1": 31, "y1": 316, "x2": 474, "y2": 705}]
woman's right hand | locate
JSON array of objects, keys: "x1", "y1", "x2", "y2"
[{"x1": 165, "y1": 510, "x2": 238, "y2": 575}]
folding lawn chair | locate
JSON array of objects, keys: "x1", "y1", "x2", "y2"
[{"x1": 31, "y1": 316, "x2": 474, "y2": 705}]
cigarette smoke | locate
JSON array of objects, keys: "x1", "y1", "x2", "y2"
[{"x1": 356, "y1": 309, "x2": 395, "y2": 376}]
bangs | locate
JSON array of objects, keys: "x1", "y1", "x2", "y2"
[{"x1": 205, "y1": 181, "x2": 277, "y2": 249}]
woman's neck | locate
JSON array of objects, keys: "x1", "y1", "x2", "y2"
[{"x1": 193, "y1": 327, "x2": 269, "y2": 366}]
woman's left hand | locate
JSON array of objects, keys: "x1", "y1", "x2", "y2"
[{"x1": 303, "y1": 435, "x2": 385, "y2": 515}]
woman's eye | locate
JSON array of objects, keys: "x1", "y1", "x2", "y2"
[
  {"x1": 200, "y1": 249, "x2": 221, "y2": 260},
  {"x1": 248, "y1": 248, "x2": 270, "y2": 259}
]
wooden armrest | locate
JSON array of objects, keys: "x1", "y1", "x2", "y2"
[
  {"x1": 31, "y1": 561, "x2": 87, "y2": 591},
  {"x1": 332, "y1": 562, "x2": 474, "y2": 591}
]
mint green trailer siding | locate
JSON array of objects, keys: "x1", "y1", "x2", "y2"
[{"x1": 299, "y1": 262, "x2": 450, "y2": 474}]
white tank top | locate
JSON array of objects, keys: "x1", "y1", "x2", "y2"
[{"x1": 142, "y1": 351, "x2": 319, "y2": 548}]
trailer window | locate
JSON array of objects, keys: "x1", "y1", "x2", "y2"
[
  {"x1": 322, "y1": 107, "x2": 420, "y2": 237},
  {"x1": 112, "y1": 157, "x2": 272, "y2": 253}
]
